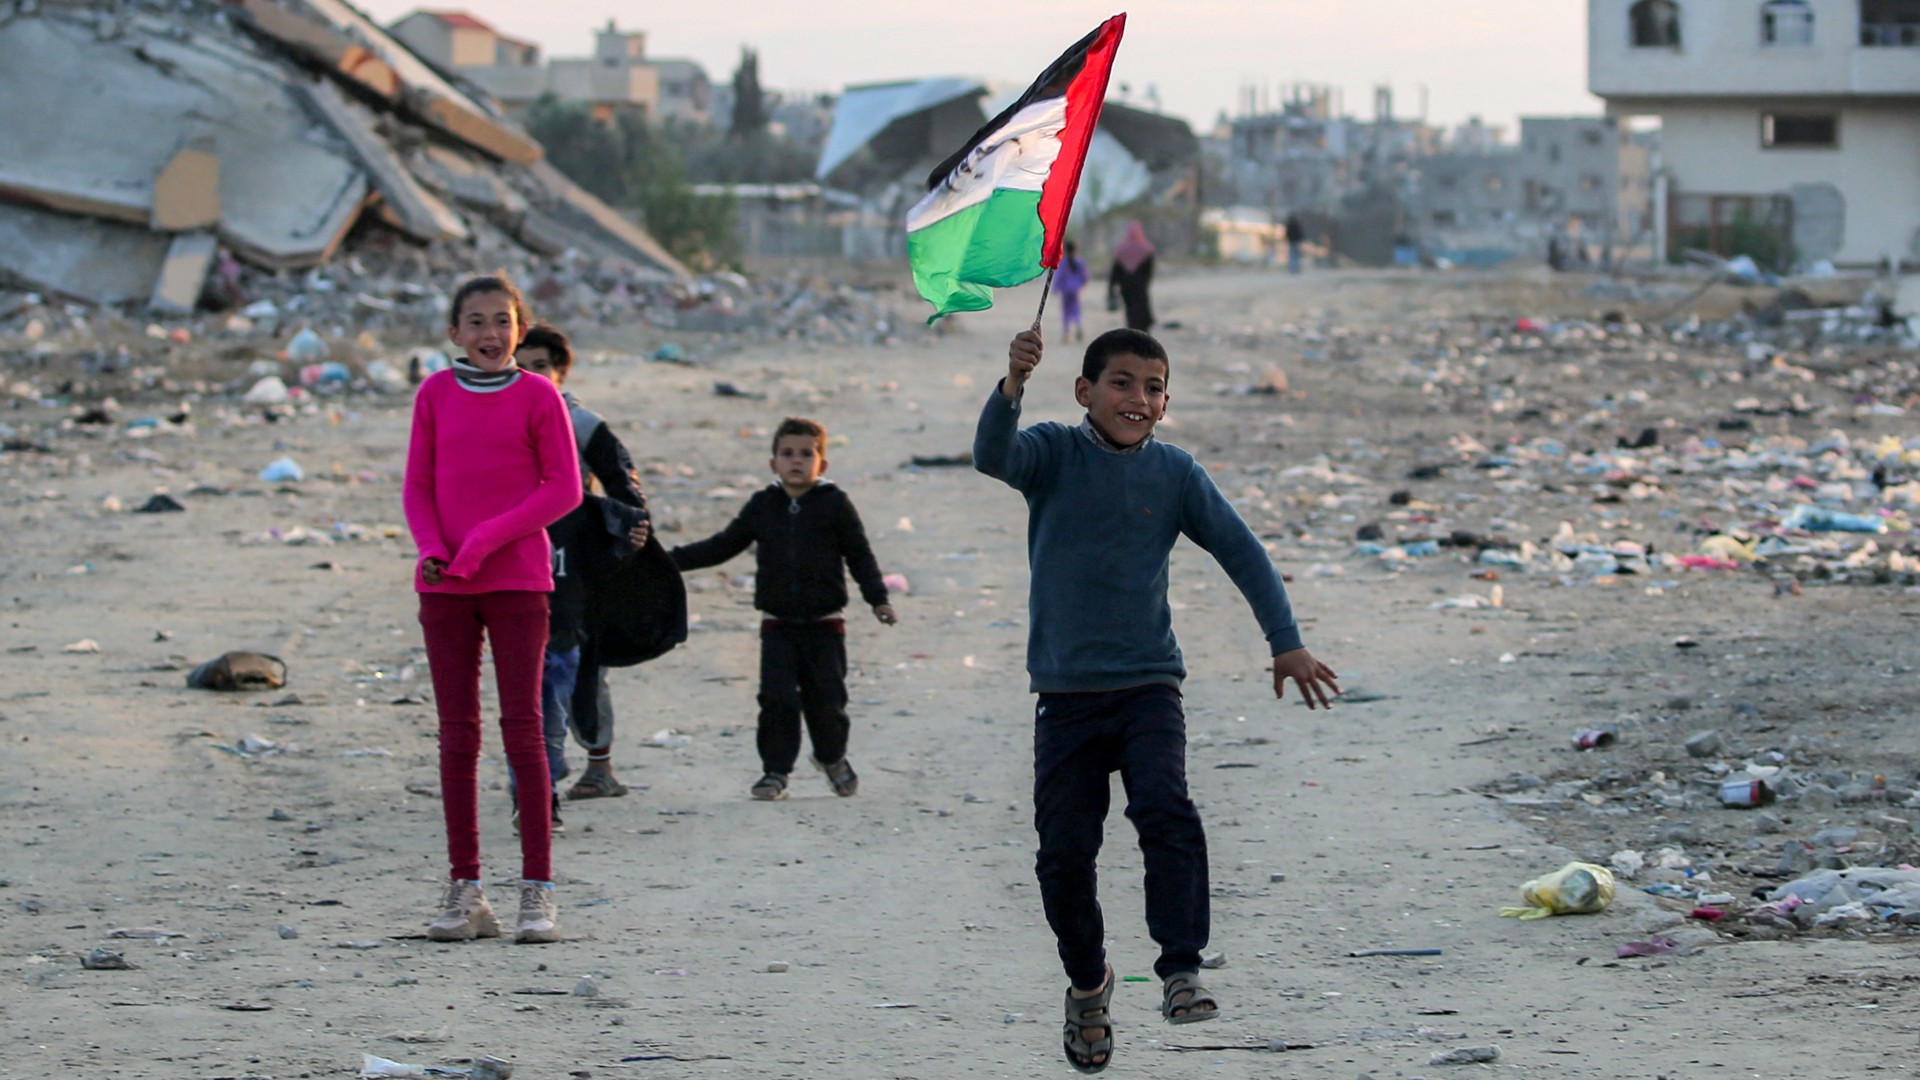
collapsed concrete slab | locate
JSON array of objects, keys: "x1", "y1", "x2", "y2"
[
  {"x1": 0, "y1": 14, "x2": 370, "y2": 272},
  {"x1": 298, "y1": 79, "x2": 469, "y2": 245},
  {"x1": 0, "y1": 203, "x2": 171, "y2": 306},
  {"x1": 0, "y1": 2, "x2": 688, "y2": 307},
  {"x1": 237, "y1": 0, "x2": 542, "y2": 165}
]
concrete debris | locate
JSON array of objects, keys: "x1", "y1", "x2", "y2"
[
  {"x1": 150, "y1": 233, "x2": 220, "y2": 316},
  {"x1": 0, "y1": 0, "x2": 684, "y2": 313}
]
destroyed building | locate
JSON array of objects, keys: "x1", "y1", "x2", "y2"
[
  {"x1": 815, "y1": 78, "x2": 1202, "y2": 260},
  {"x1": 0, "y1": 0, "x2": 689, "y2": 315},
  {"x1": 1210, "y1": 82, "x2": 1655, "y2": 268}
]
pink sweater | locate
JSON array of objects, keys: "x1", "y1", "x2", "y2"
[{"x1": 403, "y1": 370, "x2": 582, "y2": 594}]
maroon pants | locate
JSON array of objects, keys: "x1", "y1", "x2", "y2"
[{"x1": 419, "y1": 590, "x2": 552, "y2": 882}]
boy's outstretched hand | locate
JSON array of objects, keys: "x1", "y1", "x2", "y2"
[
  {"x1": 873, "y1": 604, "x2": 898, "y2": 626},
  {"x1": 1005, "y1": 330, "x2": 1043, "y2": 400},
  {"x1": 1273, "y1": 648, "x2": 1340, "y2": 709}
]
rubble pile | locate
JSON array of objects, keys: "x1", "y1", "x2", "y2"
[
  {"x1": 0, "y1": 0, "x2": 685, "y2": 309},
  {"x1": 1195, "y1": 300, "x2": 1919, "y2": 588},
  {"x1": 0, "y1": 260, "x2": 918, "y2": 444},
  {"x1": 0, "y1": 4, "x2": 921, "y2": 438}
]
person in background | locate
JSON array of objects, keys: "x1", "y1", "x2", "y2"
[
  {"x1": 1056, "y1": 240, "x2": 1090, "y2": 343},
  {"x1": 1107, "y1": 221, "x2": 1156, "y2": 332}
]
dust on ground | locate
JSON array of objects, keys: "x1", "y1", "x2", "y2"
[{"x1": 3, "y1": 265, "x2": 1918, "y2": 1079}]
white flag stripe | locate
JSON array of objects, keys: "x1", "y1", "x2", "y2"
[{"x1": 905, "y1": 98, "x2": 1068, "y2": 232}]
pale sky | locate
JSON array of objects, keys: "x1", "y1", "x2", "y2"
[{"x1": 357, "y1": 0, "x2": 1601, "y2": 134}]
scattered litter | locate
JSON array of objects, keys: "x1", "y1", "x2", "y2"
[
  {"x1": 360, "y1": 1054, "x2": 513, "y2": 1079},
  {"x1": 1615, "y1": 935, "x2": 1677, "y2": 958},
  {"x1": 81, "y1": 948, "x2": 136, "y2": 970},
  {"x1": 1499, "y1": 862, "x2": 1615, "y2": 920},
  {"x1": 259, "y1": 456, "x2": 304, "y2": 483},
  {"x1": 187, "y1": 652, "x2": 287, "y2": 691},
  {"x1": 1429, "y1": 1046, "x2": 1500, "y2": 1065},
  {"x1": 212, "y1": 734, "x2": 284, "y2": 759}
]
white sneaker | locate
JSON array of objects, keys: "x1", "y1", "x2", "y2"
[
  {"x1": 427, "y1": 879, "x2": 500, "y2": 942},
  {"x1": 514, "y1": 881, "x2": 561, "y2": 944}
]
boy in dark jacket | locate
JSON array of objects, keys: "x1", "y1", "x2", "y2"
[
  {"x1": 670, "y1": 418, "x2": 897, "y2": 800},
  {"x1": 518, "y1": 324, "x2": 648, "y2": 801}
]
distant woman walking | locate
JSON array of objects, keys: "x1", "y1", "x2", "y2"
[{"x1": 1107, "y1": 221, "x2": 1156, "y2": 332}]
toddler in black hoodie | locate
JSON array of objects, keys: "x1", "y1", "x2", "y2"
[{"x1": 671, "y1": 418, "x2": 897, "y2": 800}]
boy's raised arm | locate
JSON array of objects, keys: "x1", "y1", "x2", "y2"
[
  {"x1": 1004, "y1": 329, "x2": 1042, "y2": 400},
  {"x1": 974, "y1": 332, "x2": 1050, "y2": 489}
]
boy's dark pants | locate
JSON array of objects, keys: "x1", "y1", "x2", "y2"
[
  {"x1": 1033, "y1": 683, "x2": 1207, "y2": 988},
  {"x1": 757, "y1": 618, "x2": 850, "y2": 774}
]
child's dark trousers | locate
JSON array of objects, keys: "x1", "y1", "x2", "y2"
[
  {"x1": 1032, "y1": 683, "x2": 1207, "y2": 988},
  {"x1": 757, "y1": 618, "x2": 850, "y2": 774}
]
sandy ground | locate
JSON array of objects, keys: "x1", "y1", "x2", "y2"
[{"x1": 3, "y1": 267, "x2": 1918, "y2": 1079}]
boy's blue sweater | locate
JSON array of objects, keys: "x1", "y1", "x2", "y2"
[{"x1": 974, "y1": 385, "x2": 1303, "y2": 693}]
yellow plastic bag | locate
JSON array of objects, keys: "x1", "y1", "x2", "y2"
[{"x1": 1498, "y1": 862, "x2": 1615, "y2": 920}]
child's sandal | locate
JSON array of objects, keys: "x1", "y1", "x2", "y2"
[
  {"x1": 750, "y1": 772, "x2": 789, "y2": 801},
  {"x1": 810, "y1": 755, "x2": 859, "y2": 797},
  {"x1": 1161, "y1": 971, "x2": 1219, "y2": 1024},
  {"x1": 1062, "y1": 964, "x2": 1115, "y2": 1073}
]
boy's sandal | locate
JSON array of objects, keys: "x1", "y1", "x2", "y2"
[
  {"x1": 810, "y1": 755, "x2": 859, "y2": 797},
  {"x1": 567, "y1": 772, "x2": 629, "y2": 800},
  {"x1": 1062, "y1": 964, "x2": 1115, "y2": 1074},
  {"x1": 750, "y1": 772, "x2": 789, "y2": 801},
  {"x1": 1160, "y1": 971, "x2": 1219, "y2": 1024}
]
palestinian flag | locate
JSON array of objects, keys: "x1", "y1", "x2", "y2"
[{"x1": 907, "y1": 14, "x2": 1126, "y2": 322}]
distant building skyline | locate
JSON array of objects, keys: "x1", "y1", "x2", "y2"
[{"x1": 357, "y1": 1, "x2": 1602, "y2": 131}]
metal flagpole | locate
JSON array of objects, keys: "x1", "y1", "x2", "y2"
[{"x1": 1030, "y1": 267, "x2": 1058, "y2": 332}]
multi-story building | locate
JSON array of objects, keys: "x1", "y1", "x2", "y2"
[
  {"x1": 1589, "y1": 0, "x2": 1920, "y2": 267},
  {"x1": 389, "y1": 12, "x2": 711, "y2": 127}
]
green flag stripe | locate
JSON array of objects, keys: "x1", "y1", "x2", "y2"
[{"x1": 907, "y1": 188, "x2": 1045, "y2": 322}]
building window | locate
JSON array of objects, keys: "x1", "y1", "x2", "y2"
[
  {"x1": 1484, "y1": 174, "x2": 1505, "y2": 193},
  {"x1": 1762, "y1": 112, "x2": 1839, "y2": 147},
  {"x1": 1762, "y1": 0, "x2": 1816, "y2": 43},
  {"x1": 1861, "y1": 0, "x2": 1920, "y2": 45},
  {"x1": 1580, "y1": 174, "x2": 1604, "y2": 191},
  {"x1": 1631, "y1": 0, "x2": 1682, "y2": 46}
]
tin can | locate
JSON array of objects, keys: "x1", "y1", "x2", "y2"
[
  {"x1": 1718, "y1": 778, "x2": 1774, "y2": 808},
  {"x1": 1572, "y1": 728, "x2": 1617, "y2": 751}
]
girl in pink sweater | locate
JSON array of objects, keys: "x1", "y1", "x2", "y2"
[{"x1": 403, "y1": 275, "x2": 581, "y2": 944}]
